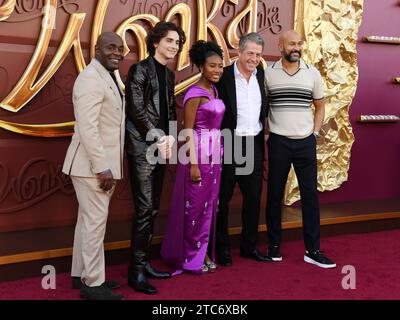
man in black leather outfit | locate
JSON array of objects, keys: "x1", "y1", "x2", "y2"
[{"x1": 125, "y1": 21, "x2": 186, "y2": 295}]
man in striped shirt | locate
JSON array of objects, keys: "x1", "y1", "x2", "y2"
[{"x1": 264, "y1": 30, "x2": 336, "y2": 268}]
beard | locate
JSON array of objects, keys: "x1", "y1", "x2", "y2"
[{"x1": 284, "y1": 50, "x2": 302, "y2": 62}]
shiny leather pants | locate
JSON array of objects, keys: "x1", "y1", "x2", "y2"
[{"x1": 127, "y1": 150, "x2": 165, "y2": 274}]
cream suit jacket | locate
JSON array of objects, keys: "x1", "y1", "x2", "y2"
[{"x1": 62, "y1": 59, "x2": 125, "y2": 179}]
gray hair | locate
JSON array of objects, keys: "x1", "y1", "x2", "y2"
[{"x1": 239, "y1": 32, "x2": 265, "y2": 51}]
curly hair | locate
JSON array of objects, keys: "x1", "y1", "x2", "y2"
[
  {"x1": 146, "y1": 21, "x2": 186, "y2": 56},
  {"x1": 189, "y1": 40, "x2": 224, "y2": 68}
]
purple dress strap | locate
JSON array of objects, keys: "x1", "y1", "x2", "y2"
[{"x1": 182, "y1": 85, "x2": 217, "y2": 107}]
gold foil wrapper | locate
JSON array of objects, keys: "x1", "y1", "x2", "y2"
[{"x1": 283, "y1": 0, "x2": 364, "y2": 205}]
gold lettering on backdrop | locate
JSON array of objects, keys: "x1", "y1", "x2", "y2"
[
  {"x1": 197, "y1": 0, "x2": 233, "y2": 66},
  {"x1": 164, "y1": 3, "x2": 191, "y2": 70},
  {"x1": 1, "y1": 0, "x2": 56, "y2": 112},
  {"x1": 175, "y1": 0, "x2": 232, "y2": 96},
  {"x1": 90, "y1": 0, "x2": 110, "y2": 60},
  {"x1": 116, "y1": 14, "x2": 159, "y2": 62},
  {"x1": 0, "y1": 0, "x2": 85, "y2": 113},
  {"x1": 115, "y1": 13, "x2": 159, "y2": 89},
  {"x1": 0, "y1": 0, "x2": 16, "y2": 22},
  {"x1": 114, "y1": 3, "x2": 192, "y2": 90},
  {"x1": 0, "y1": 0, "x2": 268, "y2": 137},
  {"x1": 0, "y1": 119, "x2": 75, "y2": 137},
  {"x1": 226, "y1": 0, "x2": 258, "y2": 49},
  {"x1": 115, "y1": 4, "x2": 191, "y2": 69}
]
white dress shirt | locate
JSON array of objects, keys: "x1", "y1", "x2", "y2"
[{"x1": 234, "y1": 62, "x2": 262, "y2": 136}]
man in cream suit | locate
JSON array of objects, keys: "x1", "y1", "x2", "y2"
[{"x1": 63, "y1": 32, "x2": 125, "y2": 300}]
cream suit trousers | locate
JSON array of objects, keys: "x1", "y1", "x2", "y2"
[{"x1": 70, "y1": 176, "x2": 115, "y2": 287}]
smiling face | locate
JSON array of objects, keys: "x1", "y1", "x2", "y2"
[
  {"x1": 201, "y1": 54, "x2": 224, "y2": 83},
  {"x1": 153, "y1": 30, "x2": 180, "y2": 64},
  {"x1": 280, "y1": 31, "x2": 304, "y2": 63},
  {"x1": 95, "y1": 33, "x2": 124, "y2": 71},
  {"x1": 237, "y1": 40, "x2": 263, "y2": 75}
]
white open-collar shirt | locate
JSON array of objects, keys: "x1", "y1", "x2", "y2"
[{"x1": 234, "y1": 62, "x2": 262, "y2": 136}]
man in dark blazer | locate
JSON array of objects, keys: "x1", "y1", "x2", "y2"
[
  {"x1": 215, "y1": 32, "x2": 271, "y2": 266},
  {"x1": 125, "y1": 22, "x2": 186, "y2": 294}
]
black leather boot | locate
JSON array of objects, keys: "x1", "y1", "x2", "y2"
[
  {"x1": 128, "y1": 267, "x2": 157, "y2": 295},
  {"x1": 143, "y1": 232, "x2": 171, "y2": 279},
  {"x1": 144, "y1": 261, "x2": 171, "y2": 279},
  {"x1": 128, "y1": 210, "x2": 158, "y2": 294}
]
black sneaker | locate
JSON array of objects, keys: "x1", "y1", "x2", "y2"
[
  {"x1": 72, "y1": 277, "x2": 120, "y2": 290},
  {"x1": 304, "y1": 250, "x2": 336, "y2": 268},
  {"x1": 267, "y1": 245, "x2": 283, "y2": 262},
  {"x1": 80, "y1": 283, "x2": 124, "y2": 300}
]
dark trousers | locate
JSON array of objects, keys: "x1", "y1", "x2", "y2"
[
  {"x1": 126, "y1": 141, "x2": 165, "y2": 274},
  {"x1": 216, "y1": 132, "x2": 264, "y2": 253},
  {"x1": 266, "y1": 132, "x2": 320, "y2": 251}
]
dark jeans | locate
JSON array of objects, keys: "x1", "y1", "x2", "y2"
[
  {"x1": 216, "y1": 132, "x2": 264, "y2": 253},
  {"x1": 266, "y1": 132, "x2": 320, "y2": 251},
  {"x1": 126, "y1": 140, "x2": 165, "y2": 274}
]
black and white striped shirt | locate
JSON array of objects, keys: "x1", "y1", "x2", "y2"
[{"x1": 265, "y1": 59, "x2": 324, "y2": 139}]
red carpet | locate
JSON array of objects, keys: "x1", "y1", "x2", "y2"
[{"x1": 0, "y1": 229, "x2": 399, "y2": 300}]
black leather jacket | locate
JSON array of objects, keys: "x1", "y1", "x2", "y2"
[{"x1": 125, "y1": 56, "x2": 177, "y2": 145}]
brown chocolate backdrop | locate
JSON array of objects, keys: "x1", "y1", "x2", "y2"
[{"x1": 0, "y1": 1, "x2": 294, "y2": 258}]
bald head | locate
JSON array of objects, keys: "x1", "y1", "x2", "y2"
[
  {"x1": 280, "y1": 30, "x2": 302, "y2": 44},
  {"x1": 95, "y1": 32, "x2": 124, "y2": 71},
  {"x1": 96, "y1": 32, "x2": 123, "y2": 48},
  {"x1": 279, "y1": 30, "x2": 304, "y2": 63}
]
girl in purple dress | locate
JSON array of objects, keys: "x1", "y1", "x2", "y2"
[{"x1": 161, "y1": 41, "x2": 225, "y2": 275}]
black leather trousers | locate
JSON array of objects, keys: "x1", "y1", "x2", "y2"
[{"x1": 126, "y1": 141, "x2": 165, "y2": 275}]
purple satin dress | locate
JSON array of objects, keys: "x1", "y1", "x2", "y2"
[{"x1": 161, "y1": 84, "x2": 225, "y2": 275}]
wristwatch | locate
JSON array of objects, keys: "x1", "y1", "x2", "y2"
[{"x1": 313, "y1": 131, "x2": 320, "y2": 138}]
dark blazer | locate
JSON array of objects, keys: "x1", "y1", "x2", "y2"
[
  {"x1": 215, "y1": 63, "x2": 268, "y2": 132},
  {"x1": 125, "y1": 56, "x2": 176, "y2": 145}
]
